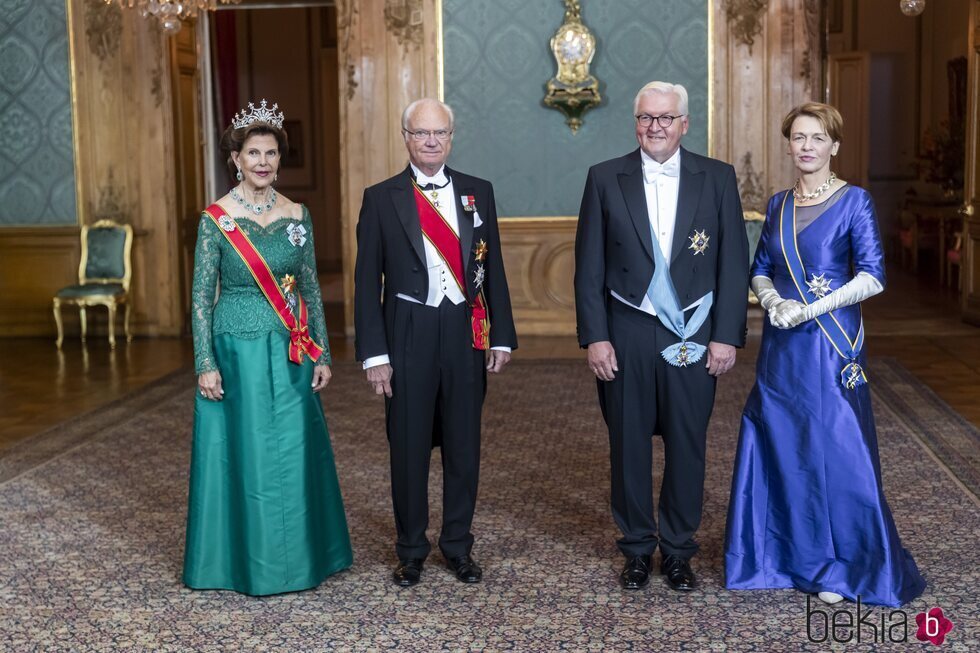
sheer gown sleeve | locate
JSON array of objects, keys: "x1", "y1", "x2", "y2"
[{"x1": 191, "y1": 215, "x2": 221, "y2": 374}]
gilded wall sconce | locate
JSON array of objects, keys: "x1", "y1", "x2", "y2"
[{"x1": 543, "y1": 0, "x2": 601, "y2": 134}]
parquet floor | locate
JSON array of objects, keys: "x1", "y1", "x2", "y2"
[{"x1": 1, "y1": 266, "x2": 977, "y2": 452}]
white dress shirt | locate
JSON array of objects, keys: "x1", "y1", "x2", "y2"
[
  {"x1": 610, "y1": 148, "x2": 700, "y2": 316},
  {"x1": 363, "y1": 163, "x2": 510, "y2": 369}
]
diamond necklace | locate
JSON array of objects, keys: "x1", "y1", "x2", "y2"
[
  {"x1": 793, "y1": 172, "x2": 837, "y2": 202},
  {"x1": 230, "y1": 185, "x2": 277, "y2": 216}
]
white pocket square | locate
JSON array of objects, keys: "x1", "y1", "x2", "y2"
[{"x1": 473, "y1": 211, "x2": 483, "y2": 227}]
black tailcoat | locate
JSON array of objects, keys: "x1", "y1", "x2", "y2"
[
  {"x1": 573, "y1": 147, "x2": 749, "y2": 559},
  {"x1": 353, "y1": 164, "x2": 517, "y2": 560}
]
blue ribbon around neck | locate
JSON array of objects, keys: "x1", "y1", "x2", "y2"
[{"x1": 643, "y1": 220, "x2": 713, "y2": 367}]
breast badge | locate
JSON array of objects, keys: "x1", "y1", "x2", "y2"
[
  {"x1": 218, "y1": 215, "x2": 236, "y2": 232},
  {"x1": 688, "y1": 229, "x2": 709, "y2": 256},
  {"x1": 806, "y1": 273, "x2": 833, "y2": 298},
  {"x1": 474, "y1": 239, "x2": 488, "y2": 262},
  {"x1": 286, "y1": 223, "x2": 307, "y2": 247}
]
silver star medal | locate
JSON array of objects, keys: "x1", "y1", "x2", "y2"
[
  {"x1": 218, "y1": 215, "x2": 236, "y2": 232},
  {"x1": 806, "y1": 273, "x2": 833, "y2": 298},
  {"x1": 286, "y1": 223, "x2": 307, "y2": 247},
  {"x1": 688, "y1": 230, "x2": 709, "y2": 255},
  {"x1": 473, "y1": 264, "x2": 485, "y2": 289}
]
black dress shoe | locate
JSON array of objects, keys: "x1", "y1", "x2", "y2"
[
  {"x1": 619, "y1": 555, "x2": 652, "y2": 590},
  {"x1": 660, "y1": 554, "x2": 696, "y2": 591},
  {"x1": 393, "y1": 558, "x2": 424, "y2": 586},
  {"x1": 446, "y1": 555, "x2": 483, "y2": 583}
]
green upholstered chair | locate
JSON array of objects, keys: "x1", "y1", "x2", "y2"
[
  {"x1": 744, "y1": 210, "x2": 765, "y2": 305},
  {"x1": 53, "y1": 219, "x2": 134, "y2": 349}
]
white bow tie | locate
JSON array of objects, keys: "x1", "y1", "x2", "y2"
[
  {"x1": 417, "y1": 171, "x2": 449, "y2": 188},
  {"x1": 643, "y1": 160, "x2": 679, "y2": 183}
]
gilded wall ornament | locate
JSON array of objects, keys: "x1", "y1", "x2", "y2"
[
  {"x1": 725, "y1": 0, "x2": 768, "y2": 55},
  {"x1": 150, "y1": 34, "x2": 165, "y2": 108},
  {"x1": 800, "y1": 0, "x2": 821, "y2": 92},
  {"x1": 384, "y1": 0, "x2": 424, "y2": 47},
  {"x1": 338, "y1": 0, "x2": 359, "y2": 100},
  {"x1": 543, "y1": 0, "x2": 601, "y2": 134},
  {"x1": 85, "y1": 1, "x2": 122, "y2": 63},
  {"x1": 95, "y1": 169, "x2": 129, "y2": 223},
  {"x1": 737, "y1": 152, "x2": 771, "y2": 213}
]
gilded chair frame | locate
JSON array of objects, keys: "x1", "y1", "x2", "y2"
[
  {"x1": 744, "y1": 210, "x2": 766, "y2": 305},
  {"x1": 53, "y1": 219, "x2": 134, "y2": 349}
]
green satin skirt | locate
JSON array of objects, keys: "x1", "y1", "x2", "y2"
[{"x1": 183, "y1": 332, "x2": 352, "y2": 595}]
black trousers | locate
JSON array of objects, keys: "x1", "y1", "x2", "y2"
[
  {"x1": 599, "y1": 299, "x2": 717, "y2": 560},
  {"x1": 385, "y1": 298, "x2": 486, "y2": 560}
]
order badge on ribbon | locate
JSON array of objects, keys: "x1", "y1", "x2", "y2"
[{"x1": 841, "y1": 360, "x2": 866, "y2": 390}]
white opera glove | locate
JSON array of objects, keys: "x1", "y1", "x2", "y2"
[
  {"x1": 770, "y1": 299, "x2": 805, "y2": 329},
  {"x1": 796, "y1": 271, "x2": 883, "y2": 325},
  {"x1": 751, "y1": 275, "x2": 782, "y2": 312},
  {"x1": 752, "y1": 276, "x2": 805, "y2": 329}
]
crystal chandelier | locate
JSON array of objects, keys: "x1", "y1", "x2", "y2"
[
  {"x1": 899, "y1": 0, "x2": 925, "y2": 16},
  {"x1": 104, "y1": 1, "x2": 242, "y2": 35}
]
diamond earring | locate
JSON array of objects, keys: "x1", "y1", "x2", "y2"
[
  {"x1": 274, "y1": 172, "x2": 278, "y2": 182},
  {"x1": 236, "y1": 168, "x2": 243, "y2": 182}
]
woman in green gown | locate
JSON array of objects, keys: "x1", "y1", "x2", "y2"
[{"x1": 183, "y1": 101, "x2": 352, "y2": 595}]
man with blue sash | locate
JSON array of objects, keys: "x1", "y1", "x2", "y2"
[{"x1": 574, "y1": 81, "x2": 749, "y2": 592}]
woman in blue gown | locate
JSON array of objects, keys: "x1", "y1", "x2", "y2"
[{"x1": 724, "y1": 103, "x2": 925, "y2": 607}]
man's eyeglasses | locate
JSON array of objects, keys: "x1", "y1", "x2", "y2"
[
  {"x1": 635, "y1": 114, "x2": 685, "y2": 128},
  {"x1": 403, "y1": 129, "x2": 453, "y2": 141}
]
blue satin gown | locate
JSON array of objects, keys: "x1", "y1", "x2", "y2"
[{"x1": 724, "y1": 186, "x2": 925, "y2": 607}]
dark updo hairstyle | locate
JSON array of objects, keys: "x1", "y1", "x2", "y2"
[{"x1": 219, "y1": 122, "x2": 290, "y2": 182}]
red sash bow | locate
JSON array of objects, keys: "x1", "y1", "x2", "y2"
[
  {"x1": 204, "y1": 204, "x2": 325, "y2": 364},
  {"x1": 412, "y1": 182, "x2": 489, "y2": 350}
]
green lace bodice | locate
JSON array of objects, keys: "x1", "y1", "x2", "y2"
[{"x1": 191, "y1": 205, "x2": 331, "y2": 374}]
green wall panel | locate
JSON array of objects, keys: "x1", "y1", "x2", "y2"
[
  {"x1": 443, "y1": 0, "x2": 708, "y2": 217},
  {"x1": 0, "y1": 0, "x2": 78, "y2": 226}
]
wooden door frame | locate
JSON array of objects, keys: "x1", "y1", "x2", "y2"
[{"x1": 962, "y1": 0, "x2": 980, "y2": 324}]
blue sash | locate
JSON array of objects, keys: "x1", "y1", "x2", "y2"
[
  {"x1": 645, "y1": 222, "x2": 714, "y2": 367},
  {"x1": 778, "y1": 192, "x2": 867, "y2": 389}
]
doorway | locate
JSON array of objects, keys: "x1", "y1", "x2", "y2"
[{"x1": 826, "y1": 0, "x2": 969, "y2": 299}]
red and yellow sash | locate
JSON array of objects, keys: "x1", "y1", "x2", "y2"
[
  {"x1": 411, "y1": 182, "x2": 489, "y2": 350},
  {"x1": 203, "y1": 204, "x2": 324, "y2": 364}
]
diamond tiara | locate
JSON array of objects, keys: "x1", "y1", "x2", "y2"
[{"x1": 231, "y1": 99, "x2": 285, "y2": 130}]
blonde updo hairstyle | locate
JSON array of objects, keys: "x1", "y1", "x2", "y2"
[{"x1": 780, "y1": 102, "x2": 844, "y2": 143}]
